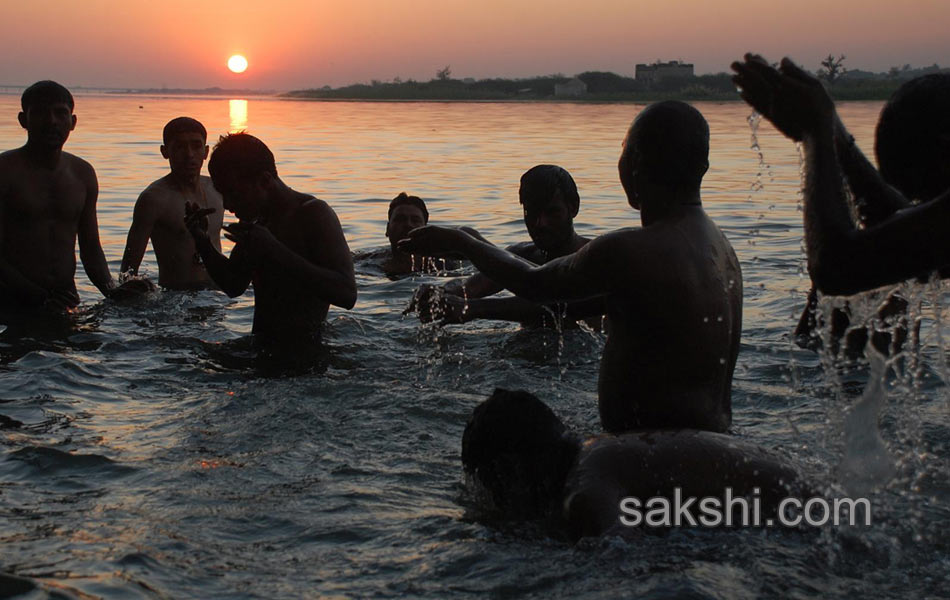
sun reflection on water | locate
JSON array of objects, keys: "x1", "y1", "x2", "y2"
[{"x1": 229, "y1": 99, "x2": 248, "y2": 133}]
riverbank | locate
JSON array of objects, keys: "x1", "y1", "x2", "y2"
[{"x1": 284, "y1": 72, "x2": 921, "y2": 103}]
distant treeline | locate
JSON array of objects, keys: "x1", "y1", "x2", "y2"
[
  {"x1": 109, "y1": 87, "x2": 274, "y2": 96},
  {"x1": 285, "y1": 65, "x2": 947, "y2": 102}
]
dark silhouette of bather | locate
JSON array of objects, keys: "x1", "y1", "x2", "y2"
[
  {"x1": 462, "y1": 389, "x2": 808, "y2": 540},
  {"x1": 185, "y1": 133, "x2": 356, "y2": 348},
  {"x1": 732, "y1": 56, "x2": 950, "y2": 296},
  {"x1": 0, "y1": 81, "x2": 147, "y2": 313}
]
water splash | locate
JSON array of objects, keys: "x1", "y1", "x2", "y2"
[{"x1": 837, "y1": 346, "x2": 896, "y2": 495}]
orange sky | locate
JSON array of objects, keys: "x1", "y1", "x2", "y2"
[{"x1": 1, "y1": 0, "x2": 947, "y2": 89}]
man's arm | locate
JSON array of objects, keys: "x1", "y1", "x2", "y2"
[
  {"x1": 187, "y1": 203, "x2": 252, "y2": 297},
  {"x1": 442, "y1": 242, "x2": 537, "y2": 298},
  {"x1": 225, "y1": 200, "x2": 356, "y2": 309},
  {"x1": 300, "y1": 199, "x2": 357, "y2": 309},
  {"x1": 76, "y1": 161, "x2": 115, "y2": 296},
  {"x1": 119, "y1": 189, "x2": 159, "y2": 276},
  {"x1": 435, "y1": 293, "x2": 607, "y2": 327},
  {"x1": 443, "y1": 272, "x2": 503, "y2": 298},
  {"x1": 833, "y1": 117, "x2": 910, "y2": 226},
  {"x1": 400, "y1": 227, "x2": 615, "y2": 304}
]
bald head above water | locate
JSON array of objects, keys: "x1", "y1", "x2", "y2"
[{"x1": 622, "y1": 101, "x2": 709, "y2": 194}]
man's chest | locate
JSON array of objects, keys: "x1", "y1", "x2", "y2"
[{"x1": 4, "y1": 171, "x2": 85, "y2": 224}]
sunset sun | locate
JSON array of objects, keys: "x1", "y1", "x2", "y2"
[{"x1": 227, "y1": 54, "x2": 248, "y2": 74}]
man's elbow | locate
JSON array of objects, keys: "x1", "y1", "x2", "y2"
[
  {"x1": 221, "y1": 281, "x2": 248, "y2": 298},
  {"x1": 809, "y1": 257, "x2": 860, "y2": 297},
  {"x1": 335, "y1": 285, "x2": 357, "y2": 310}
]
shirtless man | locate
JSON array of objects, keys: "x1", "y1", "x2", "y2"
[
  {"x1": 401, "y1": 102, "x2": 742, "y2": 433},
  {"x1": 185, "y1": 133, "x2": 356, "y2": 346},
  {"x1": 384, "y1": 192, "x2": 430, "y2": 275},
  {"x1": 790, "y1": 75, "x2": 950, "y2": 356},
  {"x1": 379, "y1": 192, "x2": 466, "y2": 276},
  {"x1": 120, "y1": 117, "x2": 223, "y2": 289},
  {"x1": 0, "y1": 81, "x2": 140, "y2": 312},
  {"x1": 409, "y1": 165, "x2": 604, "y2": 328},
  {"x1": 462, "y1": 389, "x2": 810, "y2": 540},
  {"x1": 731, "y1": 56, "x2": 950, "y2": 296}
]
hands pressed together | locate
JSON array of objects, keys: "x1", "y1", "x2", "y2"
[{"x1": 730, "y1": 54, "x2": 836, "y2": 142}]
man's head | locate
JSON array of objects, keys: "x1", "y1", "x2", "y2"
[
  {"x1": 519, "y1": 165, "x2": 579, "y2": 253},
  {"x1": 876, "y1": 73, "x2": 950, "y2": 202},
  {"x1": 619, "y1": 101, "x2": 709, "y2": 208},
  {"x1": 207, "y1": 133, "x2": 278, "y2": 221},
  {"x1": 461, "y1": 389, "x2": 579, "y2": 519},
  {"x1": 18, "y1": 81, "x2": 76, "y2": 150},
  {"x1": 161, "y1": 117, "x2": 209, "y2": 181},
  {"x1": 386, "y1": 192, "x2": 429, "y2": 250}
]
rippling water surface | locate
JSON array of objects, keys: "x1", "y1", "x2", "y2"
[{"x1": 0, "y1": 95, "x2": 947, "y2": 598}]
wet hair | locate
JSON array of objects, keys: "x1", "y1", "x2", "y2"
[
  {"x1": 519, "y1": 165, "x2": 580, "y2": 216},
  {"x1": 163, "y1": 117, "x2": 207, "y2": 145},
  {"x1": 625, "y1": 100, "x2": 709, "y2": 189},
  {"x1": 21, "y1": 80, "x2": 74, "y2": 112},
  {"x1": 207, "y1": 132, "x2": 277, "y2": 181},
  {"x1": 388, "y1": 192, "x2": 429, "y2": 223},
  {"x1": 876, "y1": 73, "x2": 950, "y2": 202},
  {"x1": 461, "y1": 389, "x2": 579, "y2": 519}
]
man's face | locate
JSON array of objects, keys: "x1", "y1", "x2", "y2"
[
  {"x1": 522, "y1": 190, "x2": 575, "y2": 253},
  {"x1": 162, "y1": 132, "x2": 209, "y2": 180},
  {"x1": 386, "y1": 204, "x2": 427, "y2": 248},
  {"x1": 19, "y1": 102, "x2": 76, "y2": 149},
  {"x1": 212, "y1": 171, "x2": 264, "y2": 222}
]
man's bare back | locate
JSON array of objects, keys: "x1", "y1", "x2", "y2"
[
  {"x1": 122, "y1": 174, "x2": 223, "y2": 289},
  {"x1": 590, "y1": 209, "x2": 740, "y2": 431}
]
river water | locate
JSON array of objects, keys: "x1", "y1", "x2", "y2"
[{"x1": 0, "y1": 95, "x2": 947, "y2": 598}]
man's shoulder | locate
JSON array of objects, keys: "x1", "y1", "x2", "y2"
[
  {"x1": 0, "y1": 149, "x2": 22, "y2": 179},
  {"x1": 0, "y1": 147, "x2": 24, "y2": 164},
  {"x1": 506, "y1": 240, "x2": 539, "y2": 258},
  {"x1": 585, "y1": 228, "x2": 643, "y2": 251},
  {"x1": 63, "y1": 152, "x2": 95, "y2": 178},
  {"x1": 137, "y1": 176, "x2": 176, "y2": 204},
  {"x1": 298, "y1": 195, "x2": 339, "y2": 219}
]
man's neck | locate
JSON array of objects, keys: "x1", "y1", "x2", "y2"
[
  {"x1": 169, "y1": 172, "x2": 202, "y2": 194},
  {"x1": 23, "y1": 141, "x2": 63, "y2": 169},
  {"x1": 639, "y1": 189, "x2": 702, "y2": 226},
  {"x1": 260, "y1": 179, "x2": 297, "y2": 225}
]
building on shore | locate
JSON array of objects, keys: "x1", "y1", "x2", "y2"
[
  {"x1": 635, "y1": 61, "x2": 694, "y2": 83},
  {"x1": 554, "y1": 77, "x2": 588, "y2": 97}
]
